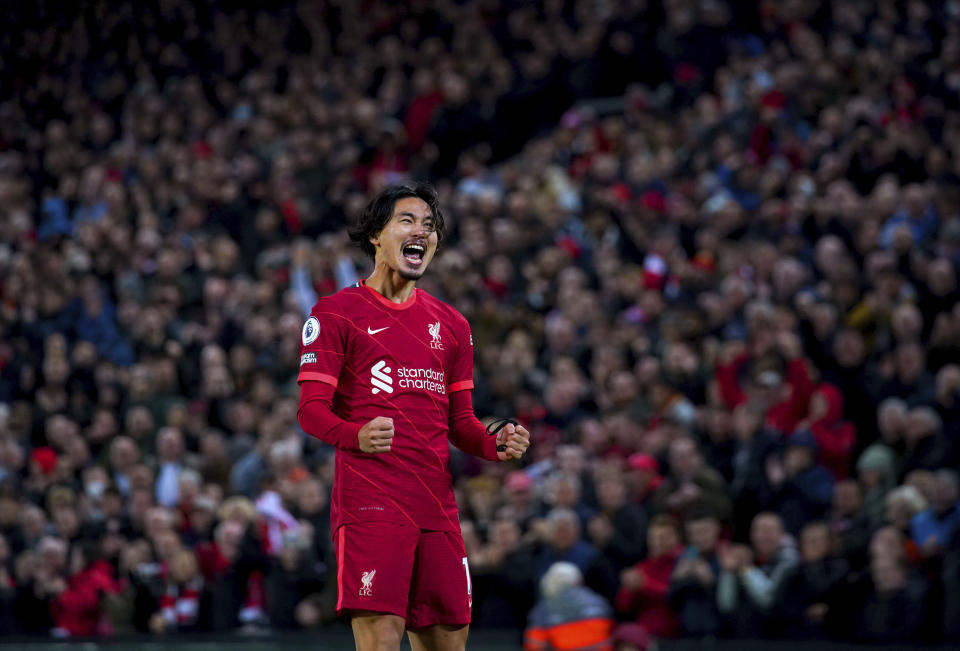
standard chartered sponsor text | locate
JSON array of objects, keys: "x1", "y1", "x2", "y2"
[{"x1": 397, "y1": 367, "x2": 445, "y2": 394}]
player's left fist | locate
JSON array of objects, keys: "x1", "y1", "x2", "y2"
[{"x1": 497, "y1": 422, "x2": 530, "y2": 461}]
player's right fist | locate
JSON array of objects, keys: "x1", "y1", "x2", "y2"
[{"x1": 358, "y1": 416, "x2": 394, "y2": 453}]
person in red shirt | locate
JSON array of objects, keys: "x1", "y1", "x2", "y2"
[
  {"x1": 615, "y1": 514, "x2": 684, "y2": 638},
  {"x1": 297, "y1": 183, "x2": 530, "y2": 651},
  {"x1": 51, "y1": 542, "x2": 120, "y2": 637},
  {"x1": 800, "y1": 383, "x2": 857, "y2": 480}
]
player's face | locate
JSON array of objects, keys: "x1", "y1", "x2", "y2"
[{"x1": 371, "y1": 197, "x2": 439, "y2": 280}]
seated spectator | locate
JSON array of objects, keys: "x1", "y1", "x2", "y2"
[
  {"x1": 900, "y1": 407, "x2": 948, "y2": 478},
  {"x1": 264, "y1": 528, "x2": 325, "y2": 630},
  {"x1": 881, "y1": 343, "x2": 936, "y2": 409},
  {"x1": 729, "y1": 403, "x2": 779, "y2": 539},
  {"x1": 623, "y1": 453, "x2": 662, "y2": 510},
  {"x1": 777, "y1": 521, "x2": 849, "y2": 639},
  {"x1": 587, "y1": 475, "x2": 647, "y2": 571},
  {"x1": 150, "y1": 549, "x2": 203, "y2": 633},
  {"x1": 668, "y1": 507, "x2": 723, "y2": 637},
  {"x1": 943, "y1": 523, "x2": 960, "y2": 642},
  {"x1": 470, "y1": 517, "x2": 536, "y2": 630},
  {"x1": 534, "y1": 508, "x2": 617, "y2": 601},
  {"x1": 51, "y1": 541, "x2": 120, "y2": 637},
  {"x1": 714, "y1": 333, "x2": 813, "y2": 437},
  {"x1": 717, "y1": 512, "x2": 798, "y2": 637},
  {"x1": 615, "y1": 514, "x2": 683, "y2": 638},
  {"x1": 538, "y1": 472, "x2": 595, "y2": 529},
  {"x1": 195, "y1": 519, "x2": 266, "y2": 630},
  {"x1": 856, "y1": 443, "x2": 898, "y2": 531},
  {"x1": 910, "y1": 469, "x2": 960, "y2": 558},
  {"x1": 876, "y1": 398, "x2": 908, "y2": 451},
  {"x1": 291, "y1": 478, "x2": 332, "y2": 572},
  {"x1": 652, "y1": 436, "x2": 731, "y2": 523},
  {"x1": 699, "y1": 404, "x2": 736, "y2": 483},
  {"x1": 934, "y1": 365, "x2": 960, "y2": 462},
  {"x1": 797, "y1": 383, "x2": 856, "y2": 480},
  {"x1": 828, "y1": 480, "x2": 871, "y2": 570},
  {"x1": 154, "y1": 428, "x2": 186, "y2": 508},
  {"x1": 885, "y1": 486, "x2": 928, "y2": 564},
  {"x1": 103, "y1": 539, "x2": 155, "y2": 634},
  {"x1": 524, "y1": 562, "x2": 614, "y2": 651},
  {"x1": 758, "y1": 431, "x2": 833, "y2": 535},
  {"x1": 502, "y1": 471, "x2": 537, "y2": 532},
  {"x1": 15, "y1": 537, "x2": 67, "y2": 634},
  {"x1": 851, "y1": 554, "x2": 928, "y2": 643},
  {"x1": 905, "y1": 469, "x2": 938, "y2": 505}
]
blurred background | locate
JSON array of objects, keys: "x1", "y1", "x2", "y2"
[{"x1": 2, "y1": 0, "x2": 960, "y2": 649}]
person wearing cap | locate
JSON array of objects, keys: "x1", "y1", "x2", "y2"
[
  {"x1": 25, "y1": 448, "x2": 59, "y2": 499},
  {"x1": 625, "y1": 453, "x2": 662, "y2": 510},
  {"x1": 856, "y1": 443, "x2": 898, "y2": 531},
  {"x1": 523, "y1": 562, "x2": 614, "y2": 651}
]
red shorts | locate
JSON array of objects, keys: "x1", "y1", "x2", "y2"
[{"x1": 334, "y1": 522, "x2": 472, "y2": 629}]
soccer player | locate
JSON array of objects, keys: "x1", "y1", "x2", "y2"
[{"x1": 296, "y1": 183, "x2": 531, "y2": 651}]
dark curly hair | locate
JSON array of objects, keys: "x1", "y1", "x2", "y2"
[{"x1": 348, "y1": 183, "x2": 446, "y2": 259}]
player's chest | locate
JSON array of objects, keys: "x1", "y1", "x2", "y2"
[
  {"x1": 345, "y1": 311, "x2": 453, "y2": 386},
  {"x1": 349, "y1": 311, "x2": 452, "y2": 355}
]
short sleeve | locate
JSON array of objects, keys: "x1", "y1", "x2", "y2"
[
  {"x1": 447, "y1": 313, "x2": 474, "y2": 393},
  {"x1": 297, "y1": 302, "x2": 349, "y2": 387}
]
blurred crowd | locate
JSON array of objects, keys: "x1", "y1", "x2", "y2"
[{"x1": 2, "y1": 0, "x2": 960, "y2": 646}]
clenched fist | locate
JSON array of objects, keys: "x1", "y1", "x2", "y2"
[
  {"x1": 496, "y1": 422, "x2": 530, "y2": 461},
  {"x1": 358, "y1": 416, "x2": 394, "y2": 453}
]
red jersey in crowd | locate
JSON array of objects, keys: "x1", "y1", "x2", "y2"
[{"x1": 614, "y1": 546, "x2": 683, "y2": 638}]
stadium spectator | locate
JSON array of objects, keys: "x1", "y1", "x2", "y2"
[
  {"x1": 851, "y1": 554, "x2": 928, "y2": 644},
  {"x1": 777, "y1": 521, "x2": 849, "y2": 639},
  {"x1": 652, "y1": 436, "x2": 731, "y2": 524},
  {"x1": 588, "y1": 474, "x2": 648, "y2": 571},
  {"x1": 615, "y1": 514, "x2": 683, "y2": 638},
  {"x1": 856, "y1": 443, "x2": 899, "y2": 531},
  {"x1": 797, "y1": 384, "x2": 856, "y2": 480},
  {"x1": 51, "y1": 541, "x2": 120, "y2": 637},
  {"x1": 524, "y1": 562, "x2": 614, "y2": 651},
  {"x1": 757, "y1": 431, "x2": 834, "y2": 536},
  {"x1": 534, "y1": 507, "x2": 617, "y2": 602},
  {"x1": 469, "y1": 516, "x2": 536, "y2": 630},
  {"x1": 827, "y1": 480, "x2": 871, "y2": 571},
  {"x1": 717, "y1": 512, "x2": 798, "y2": 637},
  {"x1": 668, "y1": 508, "x2": 723, "y2": 637},
  {"x1": 910, "y1": 469, "x2": 960, "y2": 558}
]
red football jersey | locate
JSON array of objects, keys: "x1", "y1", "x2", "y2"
[{"x1": 298, "y1": 281, "x2": 475, "y2": 532}]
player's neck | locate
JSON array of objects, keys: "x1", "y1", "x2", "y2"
[{"x1": 365, "y1": 266, "x2": 417, "y2": 303}]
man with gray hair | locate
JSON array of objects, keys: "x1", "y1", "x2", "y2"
[
  {"x1": 524, "y1": 562, "x2": 615, "y2": 651},
  {"x1": 535, "y1": 508, "x2": 617, "y2": 600},
  {"x1": 909, "y1": 469, "x2": 960, "y2": 557},
  {"x1": 877, "y1": 397, "x2": 908, "y2": 447}
]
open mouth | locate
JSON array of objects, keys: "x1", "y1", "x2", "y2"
[{"x1": 402, "y1": 242, "x2": 426, "y2": 266}]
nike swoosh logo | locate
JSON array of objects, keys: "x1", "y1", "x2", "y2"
[{"x1": 367, "y1": 326, "x2": 389, "y2": 335}]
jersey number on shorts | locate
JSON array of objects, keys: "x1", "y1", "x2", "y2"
[{"x1": 462, "y1": 556, "x2": 472, "y2": 608}]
